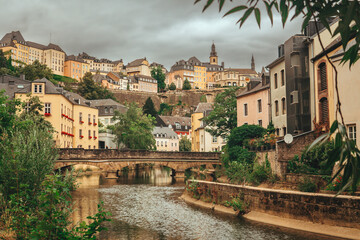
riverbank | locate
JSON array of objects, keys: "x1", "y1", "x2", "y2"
[{"x1": 182, "y1": 180, "x2": 360, "y2": 240}]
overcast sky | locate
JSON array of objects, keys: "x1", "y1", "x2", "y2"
[{"x1": 1, "y1": 0, "x2": 303, "y2": 71}]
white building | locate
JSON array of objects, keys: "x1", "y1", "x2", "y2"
[{"x1": 153, "y1": 126, "x2": 179, "y2": 152}]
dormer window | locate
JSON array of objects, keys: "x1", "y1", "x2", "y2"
[
  {"x1": 175, "y1": 122, "x2": 181, "y2": 129},
  {"x1": 34, "y1": 84, "x2": 43, "y2": 93}
]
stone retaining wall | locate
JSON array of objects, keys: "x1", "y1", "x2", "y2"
[{"x1": 187, "y1": 180, "x2": 360, "y2": 229}]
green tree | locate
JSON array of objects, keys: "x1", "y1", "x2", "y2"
[
  {"x1": 169, "y1": 82, "x2": 176, "y2": 90},
  {"x1": 179, "y1": 137, "x2": 192, "y2": 152},
  {"x1": 110, "y1": 103, "x2": 156, "y2": 150},
  {"x1": 18, "y1": 60, "x2": 53, "y2": 81},
  {"x1": 204, "y1": 87, "x2": 239, "y2": 139},
  {"x1": 77, "y1": 72, "x2": 117, "y2": 101},
  {"x1": 158, "y1": 103, "x2": 173, "y2": 116},
  {"x1": 143, "y1": 97, "x2": 157, "y2": 117},
  {"x1": 227, "y1": 124, "x2": 266, "y2": 149},
  {"x1": 151, "y1": 66, "x2": 166, "y2": 92},
  {"x1": 182, "y1": 78, "x2": 191, "y2": 90}
]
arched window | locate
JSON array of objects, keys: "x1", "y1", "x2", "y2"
[
  {"x1": 319, "y1": 98, "x2": 329, "y2": 124},
  {"x1": 319, "y1": 62, "x2": 327, "y2": 91},
  {"x1": 281, "y1": 98, "x2": 286, "y2": 114}
]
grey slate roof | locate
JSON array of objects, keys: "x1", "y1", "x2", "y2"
[
  {"x1": 152, "y1": 126, "x2": 178, "y2": 139},
  {"x1": 194, "y1": 103, "x2": 213, "y2": 113}
]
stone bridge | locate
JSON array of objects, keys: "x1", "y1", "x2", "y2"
[{"x1": 55, "y1": 149, "x2": 221, "y2": 179}]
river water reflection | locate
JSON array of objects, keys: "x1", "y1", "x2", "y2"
[{"x1": 72, "y1": 166, "x2": 337, "y2": 240}]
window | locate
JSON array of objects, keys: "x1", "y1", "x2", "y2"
[
  {"x1": 274, "y1": 73, "x2": 278, "y2": 89},
  {"x1": 110, "y1": 107, "x2": 114, "y2": 113},
  {"x1": 93, "y1": 115, "x2": 96, "y2": 124},
  {"x1": 276, "y1": 128, "x2": 280, "y2": 136},
  {"x1": 212, "y1": 135, "x2": 217, "y2": 143},
  {"x1": 79, "y1": 112, "x2": 82, "y2": 122},
  {"x1": 34, "y1": 84, "x2": 42, "y2": 93},
  {"x1": 88, "y1": 114, "x2": 91, "y2": 123},
  {"x1": 319, "y1": 62, "x2": 327, "y2": 91},
  {"x1": 44, "y1": 103, "x2": 51, "y2": 114},
  {"x1": 24, "y1": 102, "x2": 30, "y2": 112},
  {"x1": 283, "y1": 127, "x2": 287, "y2": 136},
  {"x1": 319, "y1": 98, "x2": 329, "y2": 124},
  {"x1": 93, "y1": 130, "x2": 96, "y2": 138},
  {"x1": 281, "y1": 98, "x2": 286, "y2": 114},
  {"x1": 244, "y1": 104, "x2": 248, "y2": 116},
  {"x1": 79, "y1": 129, "x2": 82, "y2": 137},
  {"x1": 348, "y1": 125, "x2": 356, "y2": 142},
  {"x1": 275, "y1": 100, "x2": 279, "y2": 116},
  {"x1": 281, "y1": 70, "x2": 285, "y2": 86},
  {"x1": 157, "y1": 141, "x2": 159, "y2": 146},
  {"x1": 105, "y1": 107, "x2": 109, "y2": 114},
  {"x1": 258, "y1": 120, "x2": 262, "y2": 127},
  {"x1": 88, "y1": 130, "x2": 91, "y2": 137},
  {"x1": 258, "y1": 99, "x2": 262, "y2": 113},
  {"x1": 161, "y1": 141, "x2": 163, "y2": 146}
]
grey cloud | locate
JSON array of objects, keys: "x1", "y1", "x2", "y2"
[{"x1": 0, "y1": 0, "x2": 303, "y2": 71}]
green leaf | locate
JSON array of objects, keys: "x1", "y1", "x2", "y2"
[
  {"x1": 254, "y1": 8, "x2": 261, "y2": 28},
  {"x1": 280, "y1": 0, "x2": 289, "y2": 28},
  {"x1": 330, "y1": 120, "x2": 338, "y2": 134},
  {"x1": 240, "y1": 7, "x2": 254, "y2": 28},
  {"x1": 202, "y1": 0, "x2": 214, "y2": 12},
  {"x1": 219, "y1": 0, "x2": 225, "y2": 12},
  {"x1": 306, "y1": 133, "x2": 329, "y2": 154},
  {"x1": 264, "y1": 1, "x2": 273, "y2": 26},
  {"x1": 223, "y1": 5, "x2": 248, "y2": 17}
]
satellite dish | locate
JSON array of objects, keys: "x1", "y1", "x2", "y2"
[{"x1": 284, "y1": 134, "x2": 293, "y2": 144}]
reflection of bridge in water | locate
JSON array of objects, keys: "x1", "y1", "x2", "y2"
[{"x1": 56, "y1": 149, "x2": 221, "y2": 180}]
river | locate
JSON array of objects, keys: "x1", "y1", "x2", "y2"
[{"x1": 72, "y1": 166, "x2": 337, "y2": 240}]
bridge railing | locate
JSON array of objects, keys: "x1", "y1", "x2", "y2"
[{"x1": 58, "y1": 148, "x2": 221, "y2": 161}]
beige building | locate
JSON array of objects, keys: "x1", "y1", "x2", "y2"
[
  {"x1": 236, "y1": 79, "x2": 270, "y2": 128},
  {"x1": 77, "y1": 52, "x2": 123, "y2": 75},
  {"x1": 213, "y1": 67, "x2": 258, "y2": 87},
  {"x1": 267, "y1": 56, "x2": 287, "y2": 136},
  {"x1": 12, "y1": 78, "x2": 98, "y2": 149},
  {"x1": 126, "y1": 58, "x2": 151, "y2": 76},
  {"x1": 153, "y1": 127, "x2": 179, "y2": 151},
  {"x1": 191, "y1": 103, "x2": 225, "y2": 152},
  {"x1": 156, "y1": 115, "x2": 191, "y2": 139},
  {"x1": 0, "y1": 31, "x2": 65, "y2": 75}
]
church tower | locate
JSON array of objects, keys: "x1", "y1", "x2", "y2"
[
  {"x1": 251, "y1": 55, "x2": 255, "y2": 71},
  {"x1": 210, "y1": 42, "x2": 218, "y2": 65}
]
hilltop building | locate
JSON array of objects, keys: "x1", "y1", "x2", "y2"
[
  {"x1": 0, "y1": 31, "x2": 66, "y2": 76},
  {"x1": 156, "y1": 115, "x2": 191, "y2": 139},
  {"x1": 167, "y1": 43, "x2": 224, "y2": 89}
]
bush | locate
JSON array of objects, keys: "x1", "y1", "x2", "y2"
[
  {"x1": 225, "y1": 161, "x2": 251, "y2": 184},
  {"x1": 249, "y1": 159, "x2": 272, "y2": 185},
  {"x1": 169, "y1": 82, "x2": 176, "y2": 90},
  {"x1": 227, "y1": 125, "x2": 266, "y2": 148},
  {"x1": 225, "y1": 193, "x2": 247, "y2": 213},
  {"x1": 287, "y1": 140, "x2": 335, "y2": 175},
  {"x1": 228, "y1": 146, "x2": 256, "y2": 165},
  {"x1": 298, "y1": 178, "x2": 317, "y2": 192},
  {"x1": 6, "y1": 173, "x2": 111, "y2": 239}
]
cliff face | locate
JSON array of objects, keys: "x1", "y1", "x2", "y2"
[{"x1": 112, "y1": 89, "x2": 223, "y2": 116}]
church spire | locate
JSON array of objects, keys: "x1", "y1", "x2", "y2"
[
  {"x1": 210, "y1": 42, "x2": 218, "y2": 65},
  {"x1": 251, "y1": 54, "x2": 255, "y2": 71}
]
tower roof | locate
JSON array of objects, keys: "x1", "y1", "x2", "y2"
[{"x1": 210, "y1": 42, "x2": 217, "y2": 57}]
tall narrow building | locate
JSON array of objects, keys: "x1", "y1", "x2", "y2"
[
  {"x1": 251, "y1": 55, "x2": 255, "y2": 71},
  {"x1": 210, "y1": 42, "x2": 218, "y2": 65}
]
